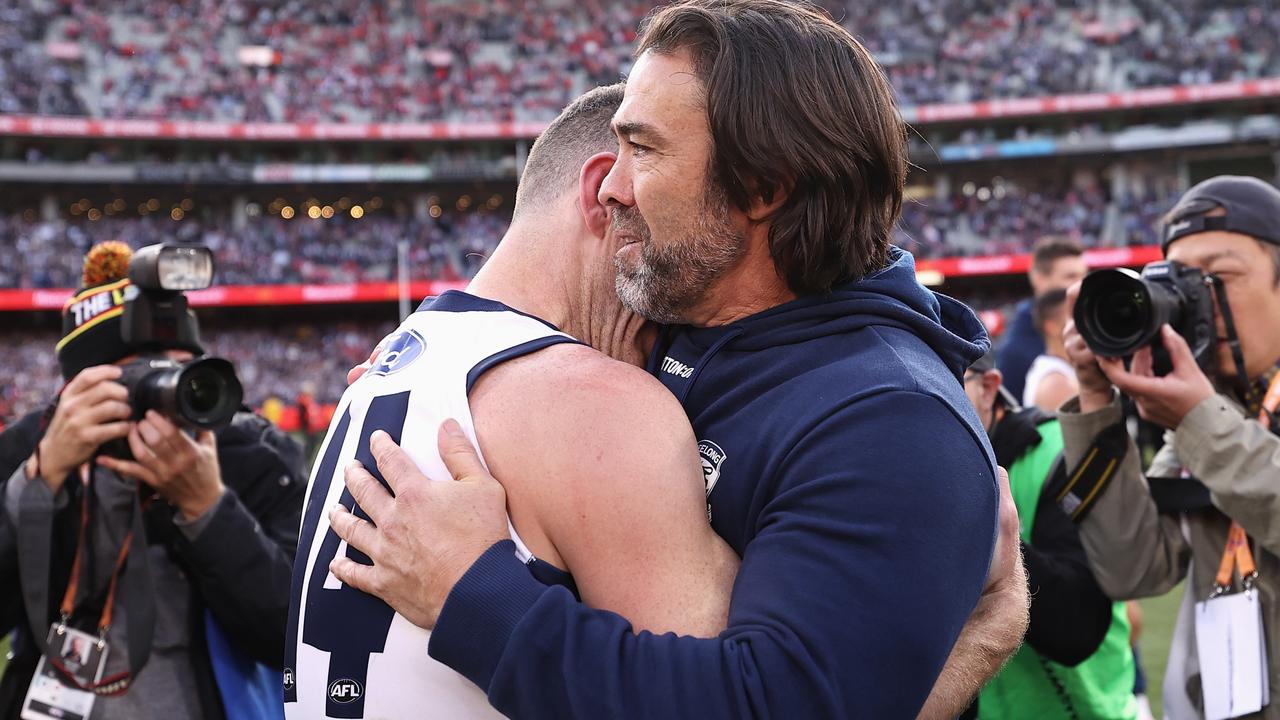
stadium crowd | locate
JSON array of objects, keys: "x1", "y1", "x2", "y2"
[
  {"x1": 0, "y1": 320, "x2": 395, "y2": 424},
  {"x1": 0, "y1": 210, "x2": 504, "y2": 288},
  {"x1": 1, "y1": 181, "x2": 1178, "y2": 289},
  {"x1": 0, "y1": 0, "x2": 1277, "y2": 122}
]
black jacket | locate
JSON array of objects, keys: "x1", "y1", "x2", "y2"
[
  {"x1": 0, "y1": 406, "x2": 306, "y2": 720},
  {"x1": 990, "y1": 406, "x2": 1114, "y2": 666}
]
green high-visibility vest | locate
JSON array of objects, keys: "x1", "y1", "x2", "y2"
[{"x1": 977, "y1": 418, "x2": 1138, "y2": 720}]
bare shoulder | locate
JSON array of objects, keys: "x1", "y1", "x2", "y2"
[
  {"x1": 470, "y1": 342, "x2": 691, "y2": 440},
  {"x1": 468, "y1": 342, "x2": 703, "y2": 568}
]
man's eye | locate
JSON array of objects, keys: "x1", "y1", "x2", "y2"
[{"x1": 626, "y1": 139, "x2": 651, "y2": 154}]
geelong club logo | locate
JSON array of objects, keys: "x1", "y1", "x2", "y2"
[
  {"x1": 698, "y1": 440, "x2": 726, "y2": 497},
  {"x1": 368, "y1": 329, "x2": 426, "y2": 377},
  {"x1": 328, "y1": 678, "x2": 363, "y2": 704}
]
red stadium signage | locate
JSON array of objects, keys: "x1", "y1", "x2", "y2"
[
  {"x1": 1, "y1": 78, "x2": 1278, "y2": 141},
  {"x1": 913, "y1": 246, "x2": 1163, "y2": 279},
  {"x1": 0, "y1": 280, "x2": 468, "y2": 311},
  {"x1": 903, "y1": 77, "x2": 1280, "y2": 124},
  {"x1": 0, "y1": 249, "x2": 1164, "y2": 312}
]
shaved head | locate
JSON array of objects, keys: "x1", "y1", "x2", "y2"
[{"x1": 513, "y1": 84, "x2": 625, "y2": 219}]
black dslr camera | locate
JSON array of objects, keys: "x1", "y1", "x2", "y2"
[
  {"x1": 1074, "y1": 260, "x2": 1216, "y2": 376},
  {"x1": 103, "y1": 243, "x2": 243, "y2": 458}
]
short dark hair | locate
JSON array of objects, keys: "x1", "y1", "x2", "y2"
[
  {"x1": 1033, "y1": 287, "x2": 1069, "y2": 338},
  {"x1": 635, "y1": 0, "x2": 908, "y2": 294},
  {"x1": 513, "y1": 83, "x2": 626, "y2": 219},
  {"x1": 1030, "y1": 236, "x2": 1084, "y2": 276}
]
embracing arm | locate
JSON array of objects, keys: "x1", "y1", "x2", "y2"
[
  {"x1": 425, "y1": 391, "x2": 998, "y2": 719},
  {"x1": 915, "y1": 466, "x2": 1029, "y2": 719}
]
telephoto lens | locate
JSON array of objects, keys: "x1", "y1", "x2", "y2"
[
  {"x1": 1074, "y1": 261, "x2": 1216, "y2": 374},
  {"x1": 120, "y1": 356, "x2": 244, "y2": 429},
  {"x1": 1074, "y1": 268, "x2": 1173, "y2": 357}
]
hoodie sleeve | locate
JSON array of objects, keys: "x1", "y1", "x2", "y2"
[{"x1": 428, "y1": 390, "x2": 999, "y2": 718}]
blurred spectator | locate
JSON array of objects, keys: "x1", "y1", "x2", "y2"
[
  {"x1": 895, "y1": 180, "x2": 1180, "y2": 258},
  {"x1": 0, "y1": 210, "x2": 505, "y2": 287},
  {"x1": 1, "y1": 180, "x2": 1181, "y2": 290},
  {"x1": 0, "y1": 0, "x2": 1275, "y2": 122},
  {"x1": 0, "y1": 320, "x2": 394, "y2": 424}
]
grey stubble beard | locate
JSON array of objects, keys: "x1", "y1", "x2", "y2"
[{"x1": 612, "y1": 185, "x2": 747, "y2": 324}]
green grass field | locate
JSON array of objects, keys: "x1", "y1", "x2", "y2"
[
  {"x1": 1137, "y1": 582, "x2": 1184, "y2": 719},
  {"x1": 0, "y1": 585, "x2": 1186, "y2": 713}
]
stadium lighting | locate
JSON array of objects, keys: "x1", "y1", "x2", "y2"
[
  {"x1": 429, "y1": 205, "x2": 442, "y2": 218},
  {"x1": 307, "y1": 206, "x2": 322, "y2": 219},
  {"x1": 87, "y1": 208, "x2": 102, "y2": 221},
  {"x1": 281, "y1": 206, "x2": 295, "y2": 219},
  {"x1": 171, "y1": 208, "x2": 185, "y2": 221},
  {"x1": 146, "y1": 198, "x2": 160, "y2": 212},
  {"x1": 321, "y1": 205, "x2": 335, "y2": 219},
  {"x1": 350, "y1": 206, "x2": 364, "y2": 219},
  {"x1": 180, "y1": 198, "x2": 194, "y2": 211}
]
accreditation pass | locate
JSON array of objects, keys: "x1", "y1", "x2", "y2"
[{"x1": 21, "y1": 626, "x2": 109, "y2": 720}]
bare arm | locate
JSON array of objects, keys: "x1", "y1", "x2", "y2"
[
  {"x1": 916, "y1": 466, "x2": 1029, "y2": 719},
  {"x1": 472, "y1": 346, "x2": 738, "y2": 636},
  {"x1": 1033, "y1": 371, "x2": 1078, "y2": 415}
]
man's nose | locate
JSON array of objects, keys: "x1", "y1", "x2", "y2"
[{"x1": 599, "y1": 158, "x2": 634, "y2": 208}]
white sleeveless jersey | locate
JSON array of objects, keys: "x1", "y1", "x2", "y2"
[
  {"x1": 284, "y1": 291, "x2": 578, "y2": 720},
  {"x1": 1021, "y1": 353, "x2": 1076, "y2": 408}
]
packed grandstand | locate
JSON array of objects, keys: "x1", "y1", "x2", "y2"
[{"x1": 2, "y1": 0, "x2": 1280, "y2": 429}]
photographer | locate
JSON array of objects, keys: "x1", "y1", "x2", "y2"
[
  {"x1": 0, "y1": 242, "x2": 305, "y2": 720},
  {"x1": 961, "y1": 350, "x2": 1136, "y2": 719},
  {"x1": 1060, "y1": 176, "x2": 1280, "y2": 718}
]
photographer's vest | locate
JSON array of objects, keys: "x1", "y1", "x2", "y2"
[{"x1": 978, "y1": 418, "x2": 1138, "y2": 720}]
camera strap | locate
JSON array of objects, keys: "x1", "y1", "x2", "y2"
[
  {"x1": 19, "y1": 461, "x2": 156, "y2": 697},
  {"x1": 1209, "y1": 370, "x2": 1280, "y2": 594},
  {"x1": 1055, "y1": 419, "x2": 1129, "y2": 523},
  {"x1": 1208, "y1": 276, "x2": 1257, "y2": 411}
]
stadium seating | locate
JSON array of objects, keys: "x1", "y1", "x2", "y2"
[
  {"x1": 0, "y1": 211, "x2": 503, "y2": 288},
  {"x1": 0, "y1": 321, "x2": 394, "y2": 422},
  {"x1": 2, "y1": 0, "x2": 1276, "y2": 121}
]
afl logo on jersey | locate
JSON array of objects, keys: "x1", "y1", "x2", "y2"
[
  {"x1": 282, "y1": 667, "x2": 295, "y2": 692},
  {"x1": 368, "y1": 329, "x2": 426, "y2": 377},
  {"x1": 698, "y1": 440, "x2": 726, "y2": 497},
  {"x1": 328, "y1": 678, "x2": 363, "y2": 704}
]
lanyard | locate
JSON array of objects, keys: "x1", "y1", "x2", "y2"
[
  {"x1": 1211, "y1": 371, "x2": 1280, "y2": 595},
  {"x1": 47, "y1": 465, "x2": 145, "y2": 696}
]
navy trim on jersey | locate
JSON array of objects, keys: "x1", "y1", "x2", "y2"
[
  {"x1": 465, "y1": 335, "x2": 581, "y2": 395},
  {"x1": 420, "y1": 290, "x2": 565, "y2": 334},
  {"x1": 284, "y1": 408, "x2": 352, "y2": 704}
]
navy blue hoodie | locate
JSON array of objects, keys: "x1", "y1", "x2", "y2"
[{"x1": 428, "y1": 248, "x2": 1000, "y2": 718}]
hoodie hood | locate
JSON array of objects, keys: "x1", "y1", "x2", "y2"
[{"x1": 672, "y1": 247, "x2": 990, "y2": 380}]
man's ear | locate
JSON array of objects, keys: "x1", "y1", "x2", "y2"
[
  {"x1": 745, "y1": 178, "x2": 792, "y2": 223},
  {"x1": 983, "y1": 370, "x2": 1004, "y2": 407},
  {"x1": 578, "y1": 151, "x2": 617, "y2": 239}
]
